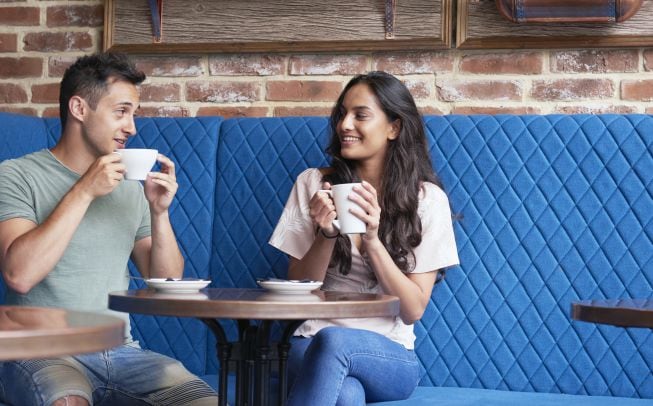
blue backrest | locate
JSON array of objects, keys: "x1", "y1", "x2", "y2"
[
  {"x1": 212, "y1": 114, "x2": 653, "y2": 398},
  {"x1": 0, "y1": 113, "x2": 221, "y2": 376}
]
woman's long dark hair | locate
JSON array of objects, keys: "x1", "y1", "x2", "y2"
[{"x1": 324, "y1": 71, "x2": 442, "y2": 275}]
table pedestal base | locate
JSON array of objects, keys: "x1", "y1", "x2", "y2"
[{"x1": 202, "y1": 318, "x2": 304, "y2": 406}]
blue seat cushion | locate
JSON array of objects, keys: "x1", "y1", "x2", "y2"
[{"x1": 369, "y1": 386, "x2": 653, "y2": 405}]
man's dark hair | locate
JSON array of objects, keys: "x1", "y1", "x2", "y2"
[{"x1": 59, "y1": 52, "x2": 145, "y2": 128}]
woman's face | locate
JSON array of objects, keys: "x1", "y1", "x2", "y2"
[{"x1": 336, "y1": 83, "x2": 398, "y2": 167}]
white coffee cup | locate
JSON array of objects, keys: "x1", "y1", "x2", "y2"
[
  {"x1": 322, "y1": 183, "x2": 366, "y2": 235},
  {"x1": 115, "y1": 149, "x2": 158, "y2": 181}
]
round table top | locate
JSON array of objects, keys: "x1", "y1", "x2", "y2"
[
  {"x1": 109, "y1": 288, "x2": 400, "y2": 320},
  {"x1": 571, "y1": 298, "x2": 653, "y2": 328},
  {"x1": 0, "y1": 306, "x2": 125, "y2": 361}
]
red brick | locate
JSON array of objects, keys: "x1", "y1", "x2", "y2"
[
  {"x1": 289, "y1": 55, "x2": 367, "y2": 75},
  {"x1": 0, "y1": 7, "x2": 39, "y2": 26},
  {"x1": 0, "y1": 107, "x2": 37, "y2": 116},
  {"x1": 403, "y1": 79, "x2": 431, "y2": 100},
  {"x1": 42, "y1": 107, "x2": 60, "y2": 118},
  {"x1": 209, "y1": 55, "x2": 284, "y2": 76},
  {"x1": 452, "y1": 106, "x2": 541, "y2": 115},
  {"x1": 373, "y1": 52, "x2": 453, "y2": 74},
  {"x1": 0, "y1": 83, "x2": 27, "y2": 103},
  {"x1": 621, "y1": 80, "x2": 653, "y2": 101},
  {"x1": 186, "y1": 81, "x2": 260, "y2": 103},
  {"x1": 551, "y1": 50, "x2": 638, "y2": 73},
  {"x1": 273, "y1": 106, "x2": 333, "y2": 117},
  {"x1": 48, "y1": 56, "x2": 77, "y2": 77},
  {"x1": 460, "y1": 52, "x2": 543, "y2": 75},
  {"x1": 23, "y1": 32, "x2": 93, "y2": 52},
  {"x1": 47, "y1": 5, "x2": 103, "y2": 27},
  {"x1": 137, "y1": 106, "x2": 189, "y2": 117},
  {"x1": 531, "y1": 79, "x2": 613, "y2": 101},
  {"x1": 197, "y1": 106, "x2": 269, "y2": 118},
  {"x1": 139, "y1": 83, "x2": 180, "y2": 102},
  {"x1": 266, "y1": 80, "x2": 342, "y2": 102},
  {"x1": 0, "y1": 33, "x2": 17, "y2": 52},
  {"x1": 134, "y1": 57, "x2": 203, "y2": 77},
  {"x1": 644, "y1": 50, "x2": 653, "y2": 71},
  {"x1": 437, "y1": 80, "x2": 522, "y2": 102},
  {"x1": 646, "y1": 106, "x2": 653, "y2": 114},
  {"x1": 554, "y1": 105, "x2": 638, "y2": 114},
  {"x1": 31, "y1": 83, "x2": 60, "y2": 103},
  {"x1": 0, "y1": 57, "x2": 42, "y2": 78},
  {"x1": 418, "y1": 106, "x2": 445, "y2": 115}
]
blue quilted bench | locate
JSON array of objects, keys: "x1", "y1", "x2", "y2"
[{"x1": 1, "y1": 112, "x2": 652, "y2": 405}]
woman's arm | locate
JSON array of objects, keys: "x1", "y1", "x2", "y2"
[
  {"x1": 350, "y1": 181, "x2": 438, "y2": 324},
  {"x1": 364, "y1": 238, "x2": 437, "y2": 324},
  {"x1": 287, "y1": 183, "x2": 338, "y2": 281}
]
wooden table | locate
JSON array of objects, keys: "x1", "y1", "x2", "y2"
[
  {"x1": 571, "y1": 298, "x2": 653, "y2": 328},
  {"x1": 0, "y1": 305, "x2": 125, "y2": 361},
  {"x1": 109, "y1": 288, "x2": 400, "y2": 406}
]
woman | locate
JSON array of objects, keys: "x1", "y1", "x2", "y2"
[{"x1": 269, "y1": 71, "x2": 459, "y2": 405}]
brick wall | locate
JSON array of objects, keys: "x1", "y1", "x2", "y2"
[{"x1": 1, "y1": 0, "x2": 653, "y2": 118}]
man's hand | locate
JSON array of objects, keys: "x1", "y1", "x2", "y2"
[
  {"x1": 144, "y1": 154, "x2": 178, "y2": 214},
  {"x1": 76, "y1": 153, "x2": 125, "y2": 200}
]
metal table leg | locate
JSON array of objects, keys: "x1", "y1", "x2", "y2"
[
  {"x1": 201, "y1": 319, "x2": 230, "y2": 406},
  {"x1": 278, "y1": 320, "x2": 305, "y2": 406}
]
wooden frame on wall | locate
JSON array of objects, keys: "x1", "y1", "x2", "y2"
[
  {"x1": 457, "y1": 0, "x2": 653, "y2": 49},
  {"x1": 104, "y1": 0, "x2": 452, "y2": 54}
]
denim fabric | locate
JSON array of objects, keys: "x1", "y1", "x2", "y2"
[
  {"x1": 287, "y1": 327, "x2": 420, "y2": 406},
  {"x1": 0, "y1": 343, "x2": 217, "y2": 406}
]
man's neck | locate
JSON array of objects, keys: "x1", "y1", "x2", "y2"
[{"x1": 50, "y1": 128, "x2": 96, "y2": 175}]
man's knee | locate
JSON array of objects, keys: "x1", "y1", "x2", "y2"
[{"x1": 52, "y1": 395, "x2": 89, "y2": 406}]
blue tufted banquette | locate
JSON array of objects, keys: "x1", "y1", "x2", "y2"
[{"x1": 1, "y1": 112, "x2": 652, "y2": 405}]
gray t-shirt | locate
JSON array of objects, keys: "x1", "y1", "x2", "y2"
[{"x1": 0, "y1": 149, "x2": 151, "y2": 341}]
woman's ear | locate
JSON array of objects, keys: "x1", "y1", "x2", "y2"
[
  {"x1": 68, "y1": 95, "x2": 86, "y2": 123},
  {"x1": 388, "y1": 119, "x2": 401, "y2": 140}
]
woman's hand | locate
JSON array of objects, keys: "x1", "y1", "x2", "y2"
[
  {"x1": 350, "y1": 181, "x2": 381, "y2": 243},
  {"x1": 309, "y1": 182, "x2": 337, "y2": 235}
]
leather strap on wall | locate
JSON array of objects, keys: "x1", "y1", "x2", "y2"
[
  {"x1": 148, "y1": 0, "x2": 163, "y2": 43},
  {"x1": 495, "y1": 0, "x2": 643, "y2": 23},
  {"x1": 385, "y1": 0, "x2": 397, "y2": 39}
]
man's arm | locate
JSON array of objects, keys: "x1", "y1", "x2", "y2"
[
  {"x1": 0, "y1": 154, "x2": 125, "y2": 294},
  {"x1": 130, "y1": 154, "x2": 184, "y2": 279}
]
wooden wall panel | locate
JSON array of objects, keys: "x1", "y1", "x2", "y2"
[
  {"x1": 104, "y1": 0, "x2": 451, "y2": 53},
  {"x1": 458, "y1": 0, "x2": 653, "y2": 49}
]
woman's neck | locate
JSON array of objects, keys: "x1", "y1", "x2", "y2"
[{"x1": 356, "y1": 162, "x2": 383, "y2": 193}]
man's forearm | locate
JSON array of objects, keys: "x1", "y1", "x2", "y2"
[
  {"x1": 1, "y1": 185, "x2": 93, "y2": 293},
  {"x1": 148, "y1": 211, "x2": 184, "y2": 278}
]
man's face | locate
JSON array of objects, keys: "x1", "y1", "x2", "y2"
[{"x1": 81, "y1": 79, "x2": 140, "y2": 156}]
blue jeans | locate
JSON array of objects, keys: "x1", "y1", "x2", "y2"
[
  {"x1": 287, "y1": 327, "x2": 420, "y2": 406},
  {"x1": 0, "y1": 342, "x2": 217, "y2": 405}
]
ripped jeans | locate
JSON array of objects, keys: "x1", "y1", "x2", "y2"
[{"x1": 0, "y1": 342, "x2": 217, "y2": 406}]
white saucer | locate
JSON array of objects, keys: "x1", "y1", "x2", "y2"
[
  {"x1": 145, "y1": 278, "x2": 210, "y2": 293},
  {"x1": 257, "y1": 279, "x2": 323, "y2": 295}
]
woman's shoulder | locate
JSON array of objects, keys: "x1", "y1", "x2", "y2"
[
  {"x1": 419, "y1": 181, "x2": 449, "y2": 205},
  {"x1": 295, "y1": 167, "x2": 325, "y2": 187}
]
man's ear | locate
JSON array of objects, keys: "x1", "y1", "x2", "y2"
[
  {"x1": 68, "y1": 95, "x2": 86, "y2": 122},
  {"x1": 388, "y1": 119, "x2": 401, "y2": 140}
]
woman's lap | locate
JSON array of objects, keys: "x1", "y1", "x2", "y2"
[{"x1": 287, "y1": 327, "x2": 419, "y2": 406}]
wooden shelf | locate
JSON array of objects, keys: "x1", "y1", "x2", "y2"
[{"x1": 104, "y1": 0, "x2": 452, "y2": 53}]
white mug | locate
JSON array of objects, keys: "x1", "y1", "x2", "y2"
[
  {"x1": 115, "y1": 149, "x2": 158, "y2": 181},
  {"x1": 321, "y1": 183, "x2": 366, "y2": 235}
]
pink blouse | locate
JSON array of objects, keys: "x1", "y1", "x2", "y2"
[{"x1": 269, "y1": 168, "x2": 459, "y2": 349}]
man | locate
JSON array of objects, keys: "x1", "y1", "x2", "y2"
[{"x1": 0, "y1": 53, "x2": 218, "y2": 405}]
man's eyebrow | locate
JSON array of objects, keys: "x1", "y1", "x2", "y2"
[{"x1": 115, "y1": 101, "x2": 135, "y2": 108}]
